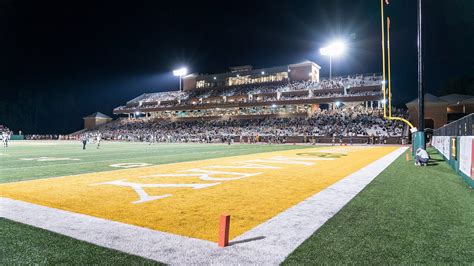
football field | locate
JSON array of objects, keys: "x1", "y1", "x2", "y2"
[
  {"x1": 1, "y1": 142, "x2": 472, "y2": 264},
  {"x1": 0, "y1": 141, "x2": 398, "y2": 242},
  {"x1": 0, "y1": 141, "x2": 407, "y2": 264},
  {"x1": 4, "y1": 141, "x2": 471, "y2": 264}
]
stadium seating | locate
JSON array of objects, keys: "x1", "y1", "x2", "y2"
[
  {"x1": 79, "y1": 107, "x2": 408, "y2": 143},
  {"x1": 114, "y1": 73, "x2": 383, "y2": 112}
]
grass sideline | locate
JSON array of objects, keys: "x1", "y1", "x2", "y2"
[
  {"x1": 0, "y1": 218, "x2": 161, "y2": 265},
  {"x1": 284, "y1": 149, "x2": 474, "y2": 264}
]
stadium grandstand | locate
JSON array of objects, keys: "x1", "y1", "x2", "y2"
[{"x1": 79, "y1": 61, "x2": 409, "y2": 143}]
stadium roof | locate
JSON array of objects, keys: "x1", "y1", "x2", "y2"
[
  {"x1": 459, "y1": 97, "x2": 474, "y2": 104},
  {"x1": 185, "y1": 60, "x2": 321, "y2": 82},
  {"x1": 405, "y1": 93, "x2": 448, "y2": 107},
  {"x1": 83, "y1": 112, "x2": 112, "y2": 119},
  {"x1": 439, "y1": 94, "x2": 474, "y2": 105}
]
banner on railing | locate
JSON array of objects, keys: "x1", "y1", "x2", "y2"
[
  {"x1": 459, "y1": 136, "x2": 474, "y2": 178},
  {"x1": 432, "y1": 136, "x2": 450, "y2": 159}
]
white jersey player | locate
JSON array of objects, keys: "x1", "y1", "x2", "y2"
[
  {"x1": 149, "y1": 134, "x2": 155, "y2": 145},
  {"x1": 96, "y1": 134, "x2": 101, "y2": 149},
  {"x1": 2, "y1": 132, "x2": 9, "y2": 148}
]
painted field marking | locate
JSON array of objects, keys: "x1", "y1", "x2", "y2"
[
  {"x1": 0, "y1": 147, "x2": 407, "y2": 265},
  {"x1": 109, "y1": 163, "x2": 153, "y2": 168},
  {"x1": 91, "y1": 179, "x2": 220, "y2": 204},
  {"x1": 19, "y1": 157, "x2": 81, "y2": 162}
]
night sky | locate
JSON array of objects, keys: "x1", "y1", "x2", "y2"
[{"x1": 0, "y1": 0, "x2": 473, "y2": 134}]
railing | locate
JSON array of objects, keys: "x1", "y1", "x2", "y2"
[{"x1": 433, "y1": 113, "x2": 474, "y2": 136}]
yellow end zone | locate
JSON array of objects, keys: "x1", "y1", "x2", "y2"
[{"x1": 0, "y1": 146, "x2": 398, "y2": 241}]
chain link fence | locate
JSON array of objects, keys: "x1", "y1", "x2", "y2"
[{"x1": 433, "y1": 114, "x2": 473, "y2": 136}]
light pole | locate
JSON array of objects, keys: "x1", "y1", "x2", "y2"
[
  {"x1": 417, "y1": 0, "x2": 425, "y2": 149},
  {"x1": 173, "y1": 67, "x2": 188, "y2": 92},
  {"x1": 320, "y1": 41, "x2": 346, "y2": 80}
]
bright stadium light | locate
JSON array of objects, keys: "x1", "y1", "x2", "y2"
[
  {"x1": 261, "y1": 71, "x2": 265, "y2": 75},
  {"x1": 173, "y1": 67, "x2": 188, "y2": 77},
  {"x1": 173, "y1": 67, "x2": 188, "y2": 92},
  {"x1": 320, "y1": 40, "x2": 346, "y2": 80},
  {"x1": 320, "y1": 41, "x2": 346, "y2": 57}
]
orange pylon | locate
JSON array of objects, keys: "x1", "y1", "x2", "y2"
[{"x1": 218, "y1": 214, "x2": 230, "y2": 247}]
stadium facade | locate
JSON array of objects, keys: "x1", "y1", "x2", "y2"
[{"x1": 113, "y1": 61, "x2": 384, "y2": 121}]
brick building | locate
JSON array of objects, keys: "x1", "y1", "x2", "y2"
[{"x1": 406, "y1": 93, "x2": 474, "y2": 129}]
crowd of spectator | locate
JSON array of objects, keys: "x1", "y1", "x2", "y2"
[
  {"x1": 24, "y1": 135, "x2": 61, "y2": 140},
  {"x1": 116, "y1": 73, "x2": 383, "y2": 112},
  {"x1": 78, "y1": 107, "x2": 407, "y2": 143}
]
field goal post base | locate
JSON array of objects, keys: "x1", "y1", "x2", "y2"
[{"x1": 412, "y1": 130, "x2": 425, "y2": 156}]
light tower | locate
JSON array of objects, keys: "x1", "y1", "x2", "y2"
[
  {"x1": 320, "y1": 41, "x2": 346, "y2": 80},
  {"x1": 173, "y1": 67, "x2": 188, "y2": 92}
]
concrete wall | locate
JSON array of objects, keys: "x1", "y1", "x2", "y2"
[
  {"x1": 183, "y1": 76, "x2": 197, "y2": 91},
  {"x1": 289, "y1": 65, "x2": 312, "y2": 82},
  {"x1": 407, "y1": 104, "x2": 448, "y2": 129},
  {"x1": 84, "y1": 118, "x2": 112, "y2": 129},
  {"x1": 289, "y1": 62, "x2": 320, "y2": 82}
]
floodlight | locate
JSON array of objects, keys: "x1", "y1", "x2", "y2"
[
  {"x1": 320, "y1": 41, "x2": 346, "y2": 57},
  {"x1": 261, "y1": 71, "x2": 265, "y2": 75},
  {"x1": 173, "y1": 67, "x2": 188, "y2": 77},
  {"x1": 173, "y1": 67, "x2": 188, "y2": 92},
  {"x1": 319, "y1": 40, "x2": 347, "y2": 79}
]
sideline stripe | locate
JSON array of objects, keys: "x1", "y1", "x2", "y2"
[{"x1": 0, "y1": 147, "x2": 407, "y2": 265}]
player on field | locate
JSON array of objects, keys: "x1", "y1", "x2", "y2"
[
  {"x1": 2, "y1": 131, "x2": 9, "y2": 148},
  {"x1": 149, "y1": 134, "x2": 155, "y2": 145},
  {"x1": 96, "y1": 133, "x2": 101, "y2": 149},
  {"x1": 81, "y1": 136, "x2": 87, "y2": 150}
]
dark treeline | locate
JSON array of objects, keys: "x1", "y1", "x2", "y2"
[{"x1": 0, "y1": 90, "x2": 116, "y2": 135}]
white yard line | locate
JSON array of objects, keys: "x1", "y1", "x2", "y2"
[{"x1": 0, "y1": 147, "x2": 407, "y2": 265}]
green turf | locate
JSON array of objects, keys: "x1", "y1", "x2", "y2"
[
  {"x1": 0, "y1": 141, "x2": 309, "y2": 183},
  {"x1": 0, "y1": 141, "x2": 312, "y2": 264},
  {"x1": 283, "y1": 149, "x2": 474, "y2": 264},
  {"x1": 0, "y1": 218, "x2": 161, "y2": 265},
  {"x1": 2, "y1": 143, "x2": 472, "y2": 264}
]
